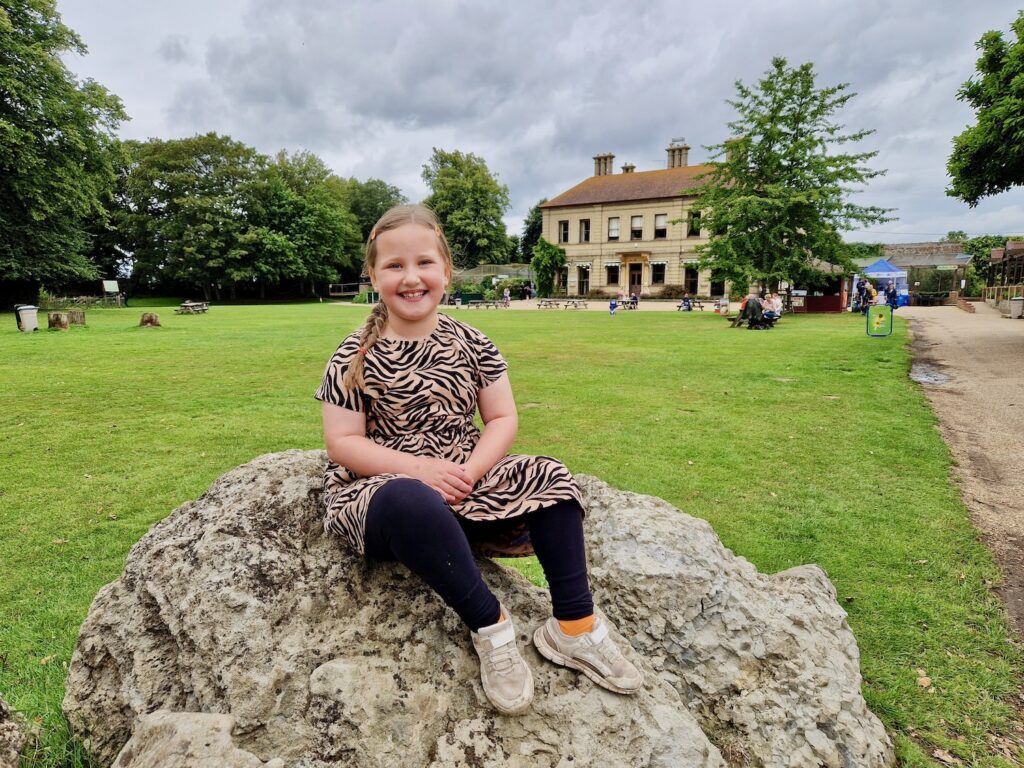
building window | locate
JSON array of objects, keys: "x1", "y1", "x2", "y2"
[
  {"x1": 558, "y1": 220, "x2": 569, "y2": 243},
  {"x1": 652, "y1": 263, "x2": 666, "y2": 284},
  {"x1": 606, "y1": 265, "x2": 620, "y2": 285},
  {"x1": 654, "y1": 214, "x2": 667, "y2": 239},
  {"x1": 579, "y1": 219, "x2": 590, "y2": 243},
  {"x1": 687, "y1": 211, "x2": 702, "y2": 238},
  {"x1": 684, "y1": 266, "x2": 699, "y2": 294},
  {"x1": 710, "y1": 271, "x2": 725, "y2": 297},
  {"x1": 608, "y1": 217, "x2": 620, "y2": 241},
  {"x1": 630, "y1": 215, "x2": 643, "y2": 240}
]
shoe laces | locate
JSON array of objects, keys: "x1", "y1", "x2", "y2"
[{"x1": 485, "y1": 639, "x2": 518, "y2": 675}]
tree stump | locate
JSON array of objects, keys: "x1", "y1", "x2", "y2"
[
  {"x1": 139, "y1": 312, "x2": 161, "y2": 328},
  {"x1": 68, "y1": 309, "x2": 86, "y2": 326},
  {"x1": 48, "y1": 312, "x2": 69, "y2": 330}
]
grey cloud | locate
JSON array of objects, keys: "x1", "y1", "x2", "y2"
[
  {"x1": 158, "y1": 34, "x2": 192, "y2": 64},
  {"x1": 143, "y1": 0, "x2": 1024, "y2": 238}
]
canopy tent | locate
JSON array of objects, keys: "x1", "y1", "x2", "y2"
[
  {"x1": 862, "y1": 259, "x2": 907, "y2": 280},
  {"x1": 857, "y1": 259, "x2": 909, "y2": 307}
]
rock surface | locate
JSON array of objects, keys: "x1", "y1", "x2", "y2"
[
  {"x1": 64, "y1": 450, "x2": 893, "y2": 767},
  {"x1": 112, "y1": 711, "x2": 284, "y2": 767},
  {"x1": 0, "y1": 695, "x2": 25, "y2": 768}
]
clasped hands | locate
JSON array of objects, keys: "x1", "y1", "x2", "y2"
[{"x1": 410, "y1": 457, "x2": 478, "y2": 505}]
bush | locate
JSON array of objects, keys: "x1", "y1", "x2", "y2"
[
  {"x1": 586, "y1": 288, "x2": 610, "y2": 299},
  {"x1": 657, "y1": 284, "x2": 689, "y2": 299}
]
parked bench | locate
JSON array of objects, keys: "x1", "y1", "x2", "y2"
[
  {"x1": 563, "y1": 299, "x2": 588, "y2": 310},
  {"x1": 175, "y1": 301, "x2": 209, "y2": 314},
  {"x1": 467, "y1": 300, "x2": 501, "y2": 309}
]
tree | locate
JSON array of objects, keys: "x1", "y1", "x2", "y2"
[
  {"x1": 422, "y1": 148, "x2": 512, "y2": 268},
  {"x1": 0, "y1": 0, "x2": 127, "y2": 288},
  {"x1": 691, "y1": 57, "x2": 892, "y2": 291},
  {"x1": 519, "y1": 198, "x2": 546, "y2": 262},
  {"x1": 942, "y1": 230, "x2": 968, "y2": 242},
  {"x1": 118, "y1": 133, "x2": 262, "y2": 299},
  {"x1": 345, "y1": 178, "x2": 406, "y2": 241},
  {"x1": 947, "y1": 13, "x2": 1024, "y2": 207},
  {"x1": 530, "y1": 238, "x2": 565, "y2": 297}
]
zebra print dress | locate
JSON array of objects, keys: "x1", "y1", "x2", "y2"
[{"x1": 315, "y1": 312, "x2": 583, "y2": 557}]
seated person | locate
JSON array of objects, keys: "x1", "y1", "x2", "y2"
[
  {"x1": 629, "y1": 292, "x2": 639, "y2": 309},
  {"x1": 738, "y1": 292, "x2": 772, "y2": 329},
  {"x1": 763, "y1": 292, "x2": 782, "y2": 322},
  {"x1": 677, "y1": 292, "x2": 693, "y2": 311}
]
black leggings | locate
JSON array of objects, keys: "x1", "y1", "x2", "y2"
[{"x1": 364, "y1": 478, "x2": 593, "y2": 631}]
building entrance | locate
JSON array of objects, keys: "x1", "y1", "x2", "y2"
[{"x1": 629, "y1": 264, "x2": 642, "y2": 296}]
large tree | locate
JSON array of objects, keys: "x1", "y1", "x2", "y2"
[
  {"x1": 422, "y1": 148, "x2": 512, "y2": 268},
  {"x1": 947, "y1": 12, "x2": 1024, "y2": 206},
  {"x1": 692, "y1": 57, "x2": 891, "y2": 290},
  {"x1": 0, "y1": 0, "x2": 126, "y2": 287},
  {"x1": 519, "y1": 198, "x2": 546, "y2": 262},
  {"x1": 530, "y1": 238, "x2": 565, "y2": 298},
  {"x1": 344, "y1": 177, "x2": 407, "y2": 242},
  {"x1": 118, "y1": 133, "x2": 261, "y2": 299}
]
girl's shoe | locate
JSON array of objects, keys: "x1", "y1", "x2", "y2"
[
  {"x1": 533, "y1": 616, "x2": 643, "y2": 694},
  {"x1": 470, "y1": 607, "x2": 534, "y2": 715}
]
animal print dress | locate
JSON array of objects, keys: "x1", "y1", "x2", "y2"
[{"x1": 315, "y1": 312, "x2": 583, "y2": 557}]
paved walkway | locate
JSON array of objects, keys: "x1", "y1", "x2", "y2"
[{"x1": 901, "y1": 303, "x2": 1024, "y2": 633}]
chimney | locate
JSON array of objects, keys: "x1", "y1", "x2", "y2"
[
  {"x1": 666, "y1": 138, "x2": 690, "y2": 169},
  {"x1": 621, "y1": 163, "x2": 635, "y2": 174},
  {"x1": 592, "y1": 153, "x2": 615, "y2": 176}
]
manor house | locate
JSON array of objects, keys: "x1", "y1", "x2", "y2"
[{"x1": 540, "y1": 142, "x2": 726, "y2": 298}]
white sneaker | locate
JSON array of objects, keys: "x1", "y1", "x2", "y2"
[
  {"x1": 533, "y1": 616, "x2": 643, "y2": 694},
  {"x1": 470, "y1": 607, "x2": 534, "y2": 715}
]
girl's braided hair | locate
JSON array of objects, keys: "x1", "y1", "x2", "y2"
[{"x1": 341, "y1": 204, "x2": 453, "y2": 390}]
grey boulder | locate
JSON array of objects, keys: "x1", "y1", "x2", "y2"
[{"x1": 63, "y1": 450, "x2": 892, "y2": 767}]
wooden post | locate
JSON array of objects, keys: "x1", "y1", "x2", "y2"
[
  {"x1": 48, "y1": 312, "x2": 69, "y2": 330},
  {"x1": 139, "y1": 312, "x2": 161, "y2": 327},
  {"x1": 68, "y1": 309, "x2": 86, "y2": 326}
]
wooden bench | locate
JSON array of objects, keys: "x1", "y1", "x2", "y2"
[
  {"x1": 467, "y1": 300, "x2": 501, "y2": 309},
  {"x1": 676, "y1": 299, "x2": 704, "y2": 311},
  {"x1": 537, "y1": 299, "x2": 562, "y2": 309},
  {"x1": 564, "y1": 299, "x2": 588, "y2": 310},
  {"x1": 175, "y1": 302, "x2": 209, "y2": 314}
]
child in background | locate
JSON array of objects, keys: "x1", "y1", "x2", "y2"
[{"x1": 316, "y1": 205, "x2": 642, "y2": 715}]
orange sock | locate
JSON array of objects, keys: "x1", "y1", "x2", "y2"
[{"x1": 557, "y1": 615, "x2": 595, "y2": 637}]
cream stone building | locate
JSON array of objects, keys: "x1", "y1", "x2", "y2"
[{"x1": 540, "y1": 142, "x2": 727, "y2": 298}]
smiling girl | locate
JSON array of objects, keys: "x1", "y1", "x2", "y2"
[{"x1": 315, "y1": 204, "x2": 641, "y2": 715}]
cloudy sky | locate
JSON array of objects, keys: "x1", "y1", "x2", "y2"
[{"x1": 58, "y1": 0, "x2": 1023, "y2": 243}]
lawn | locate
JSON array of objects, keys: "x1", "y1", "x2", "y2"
[{"x1": 0, "y1": 303, "x2": 1020, "y2": 767}]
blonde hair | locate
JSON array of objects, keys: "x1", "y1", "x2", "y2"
[{"x1": 342, "y1": 204, "x2": 453, "y2": 390}]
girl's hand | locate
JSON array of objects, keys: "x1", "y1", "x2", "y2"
[{"x1": 410, "y1": 458, "x2": 474, "y2": 504}]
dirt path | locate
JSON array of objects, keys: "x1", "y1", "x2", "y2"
[{"x1": 902, "y1": 303, "x2": 1024, "y2": 634}]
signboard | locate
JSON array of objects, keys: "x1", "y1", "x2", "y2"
[
  {"x1": 866, "y1": 305, "x2": 893, "y2": 337},
  {"x1": 936, "y1": 265, "x2": 957, "y2": 271},
  {"x1": 102, "y1": 280, "x2": 119, "y2": 293}
]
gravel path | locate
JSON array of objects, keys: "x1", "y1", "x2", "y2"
[{"x1": 902, "y1": 303, "x2": 1024, "y2": 634}]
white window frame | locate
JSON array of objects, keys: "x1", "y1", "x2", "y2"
[
  {"x1": 608, "y1": 217, "x2": 620, "y2": 241},
  {"x1": 630, "y1": 215, "x2": 643, "y2": 240}
]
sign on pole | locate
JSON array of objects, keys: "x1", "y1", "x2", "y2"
[{"x1": 866, "y1": 305, "x2": 893, "y2": 337}]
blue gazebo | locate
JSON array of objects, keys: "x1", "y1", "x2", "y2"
[{"x1": 861, "y1": 259, "x2": 908, "y2": 306}]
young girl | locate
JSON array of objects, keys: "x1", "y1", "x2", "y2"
[{"x1": 315, "y1": 204, "x2": 641, "y2": 715}]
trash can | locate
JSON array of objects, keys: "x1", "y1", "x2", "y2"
[
  {"x1": 1009, "y1": 296, "x2": 1024, "y2": 319},
  {"x1": 15, "y1": 304, "x2": 39, "y2": 332}
]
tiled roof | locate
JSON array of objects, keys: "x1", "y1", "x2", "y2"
[{"x1": 540, "y1": 165, "x2": 715, "y2": 209}]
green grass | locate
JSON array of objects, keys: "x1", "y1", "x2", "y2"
[{"x1": 0, "y1": 303, "x2": 1021, "y2": 767}]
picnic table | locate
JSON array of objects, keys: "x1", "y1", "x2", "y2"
[
  {"x1": 537, "y1": 299, "x2": 561, "y2": 309},
  {"x1": 175, "y1": 301, "x2": 209, "y2": 314},
  {"x1": 563, "y1": 299, "x2": 588, "y2": 310},
  {"x1": 618, "y1": 300, "x2": 638, "y2": 310},
  {"x1": 676, "y1": 299, "x2": 704, "y2": 311},
  {"x1": 467, "y1": 300, "x2": 501, "y2": 309}
]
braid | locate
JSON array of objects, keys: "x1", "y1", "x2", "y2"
[{"x1": 342, "y1": 302, "x2": 389, "y2": 391}]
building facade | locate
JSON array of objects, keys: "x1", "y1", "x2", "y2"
[{"x1": 540, "y1": 142, "x2": 727, "y2": 298}]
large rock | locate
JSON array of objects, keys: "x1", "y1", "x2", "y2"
[
  {"x1": 112, "y1": 711, "x2": 284, "y2": 767},
  {"x1": 64, "y1": 450, "x2": 892, "y2": 767},
  {"x1": 0, "y1": 695, "x2": 26, "y2": 768}
]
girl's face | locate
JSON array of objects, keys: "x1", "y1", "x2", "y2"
[{"x1": 369, "y1": 222, "x2": 450, "y2": 335}]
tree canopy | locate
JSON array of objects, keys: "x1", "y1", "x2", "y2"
[
  {"x1": 422, "y1": 148, "x2": 512, "y2": 268},
  {"x1": 0, "y1": 0, "x2": 126, "y2": 287},
  {"x1": 519, "y1": 198, "x2": 546, "y2": 262},
  {"x1": 530, "y1": 238, "x2": 565, "y2": 298},
  {"x1": 947, "y1": 12, "x2": 1024, "y2": 207},
  {"x1": 344, "y1": 178, "x2": 407, "y2": 242},
  {"x1": 691, "y1": 57, "x2": 891, "y2": 290},
  {"x1": 116, "y1": 135, "x2": 360, "y2": 298}
]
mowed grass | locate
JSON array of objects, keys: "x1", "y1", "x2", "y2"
[{"x1": 0, "y1": 303, "x2": 1021, "y2": 767}]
